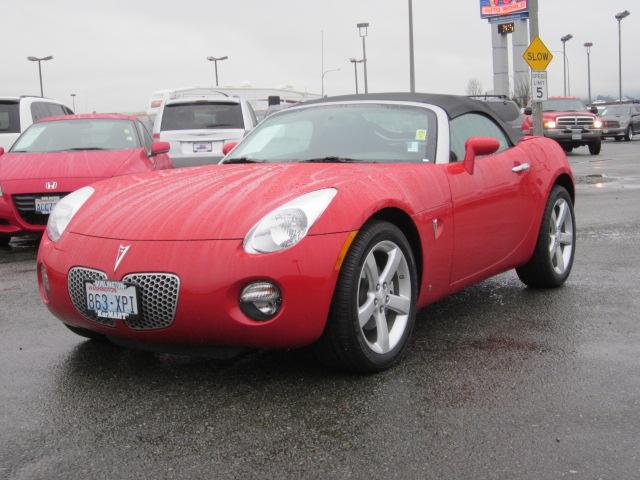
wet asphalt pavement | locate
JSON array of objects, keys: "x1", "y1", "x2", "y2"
[{"x1": 1, "y1": 141, "x2": 639, "y2": 480}]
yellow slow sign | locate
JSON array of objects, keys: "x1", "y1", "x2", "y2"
[{"x1": 523, "y1": 36, "x2": 553, "y2": 71}]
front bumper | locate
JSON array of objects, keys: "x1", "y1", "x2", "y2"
[
  {"x1": 38, "y1": 231, "x2": 352, "y2": 349},
  {"x1": 169, "y1": 154, "x2": 223, "y2": 168},
  {"x1": 544, "y1": 129, "x2": 602, "y2": 144},
  {"x1": 601, "y1": 127, "x2": 626, "y2": 137},
  {"x1": 0, "y1": 195, "x2": 42, "y2": 237}
]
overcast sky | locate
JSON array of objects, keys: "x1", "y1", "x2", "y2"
[{"x1": 3, "y1": 0, "x2": 638, "y2": 112}]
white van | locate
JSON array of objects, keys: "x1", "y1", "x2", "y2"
[
  {"x1": 152, "y1": 90, "x2": 257, "y2": 167},
  {"x1": 0, "y1": 96, "x2": 73, "y2": 150}
]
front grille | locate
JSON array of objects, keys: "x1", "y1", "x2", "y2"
[
  {"x1": 68, "y1": 267, "x2": 113, "y2": 327},
  {"x1": 67, "y1": 267, "x2": 180, "y2": 330},
  {"x1": 556, "y1": 116, "x2": 594, "y2": 129},
  {"x1": 604, "y1": 120, "x2": 620, "y2": 128},
  {"x1": 121, "y1": 273, "x2": 180, "y2": 330},
  {"x1": 12, "y1": 193, "x2": 70, "y2": 225}
]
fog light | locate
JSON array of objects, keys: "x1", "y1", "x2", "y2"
[
  {"x1": 240, "y1": 282, "x2": 281, "y2": 321},
  {"x1": 40, "y1": 263, "x2": 50, "y2": 298}
]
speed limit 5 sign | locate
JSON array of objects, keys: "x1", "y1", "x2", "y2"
[{"x1": 531, "y1": 71, "x2": 548, "y2": 102}]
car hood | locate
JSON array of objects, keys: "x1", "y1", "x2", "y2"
[
  {"x1": 542, "y1": 111, "x2": 596, "y2": 120},
  {"x1": 69, "y1": 163, "x2": 443, "y2": 241},
  {"x1": 0, "y1": 149, "x2": 140, "y2": 181}
]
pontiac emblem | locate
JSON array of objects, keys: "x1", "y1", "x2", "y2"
[
  {"x1": 114, "y1": 245, "x2": 130, "y2": 271},
  {"x1": 45, "y1": 181, "x2": 58, "y2": 190}
]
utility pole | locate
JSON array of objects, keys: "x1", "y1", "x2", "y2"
[
  {"x1": 408, "y1": 0, "x2": 415, "y2": 92},
  {"x1": 206, "y1": 56, "x2": 228, "y2": 87},
  {"x1": 529, "y1": 0, "x2": 543, "y2": 137},
  {"x1": 357, "y1": 23, "x2": 370, "y2": 94},
  {"x1": 584, "y1": 43, "x2": 593, "y2": 105},
  {"x1": 615, "y1": 10, "x2": 630, "y2": 102},
  {"x1": 349, "y1": 58, "x2": 363, "y2": 94}
]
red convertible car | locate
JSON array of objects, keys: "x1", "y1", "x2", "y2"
[
  {"x1": 0, "y1": 114, "x2": 171, "y2": 245},
  {"x1": 37, "y1": 94, "x2": 576, "y2": 372}
]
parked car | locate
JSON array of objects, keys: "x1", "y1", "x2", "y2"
[
  {"x1": 0, "y1": 114, "x2": 171, "y2": 246},
  {"x1": 468, "y1": 95, "x2": 524, "y2": 141},
  {"x1": 152, "y1": 91, "x2": 258, "y2": 167},
  {"x1": 38, "y1": 93, "x2": 575, "y2": 372},
  {"x1": 0, "y1": 96, "x2": 73, "y2": 151},
  {"x1": 600, "y1": 103, "x2": 640, "y2": 141},
  {"x1": 522, "y1": 96, "x2": 602, "y2": 154}
]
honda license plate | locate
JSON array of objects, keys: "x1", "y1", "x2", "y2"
[
  {"x1": 85, "y1": 280, "x2": 140, "y2": 321},
  {"x1": 193, "y1": 142, "x2": 213, "y2": 153},
  {"x1": 35, "y1": 196, "x2": 61, "y2": 214}
]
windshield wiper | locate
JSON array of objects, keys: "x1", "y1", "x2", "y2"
[
  {"x1": 222, "y1": 157, "x2": 266, "y2": 164},
  {"x1": 299, "y1": 156, "x2": 360, "y2": 163},
  {"x1": 65, "y1": 147, "x2": 109, "y2": 151}
]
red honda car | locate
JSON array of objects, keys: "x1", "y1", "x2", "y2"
[
  {"x1": 37, "y1": 94, "x2": 576, "y2": 372},
  {"x1": 0, "y1": 114, "x2": 171, "y2": 245}
]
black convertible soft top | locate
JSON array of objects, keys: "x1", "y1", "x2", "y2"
[{"x1": 305, "y1": 92, "x2": 520, "y2": 145}]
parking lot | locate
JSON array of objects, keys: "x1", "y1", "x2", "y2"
[{"x1": 0, "y1": 140, "x2": 639, "y2": 479}]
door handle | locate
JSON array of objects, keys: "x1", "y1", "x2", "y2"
[{"x1": 512, "y1": 163, "x2": 530, "y2": 173}]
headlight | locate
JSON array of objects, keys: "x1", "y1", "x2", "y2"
[
  {"x1": 46, "y1": 186, "x2": 94, "y2": 242},
  {"x1": 593, "y1": 120, "x2": 603, "y2": 129},
  {"x1": 243, "y1": 188, "x2": 337, "y2": 254},
  {"x1": 543, "y1": 120, "x2": 556, "y2": 129}
]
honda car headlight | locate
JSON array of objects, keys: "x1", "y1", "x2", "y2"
[
  {"x1": 244, "y1": 188, "x2": 337, "y2": 254},
  {"x1": 46, "y1": 186, "x2": 94, "y2": 242}
]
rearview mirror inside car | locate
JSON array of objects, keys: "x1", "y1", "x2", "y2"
[{"x1": 463, "y1": 137, "x2": 500, "y2": 175}]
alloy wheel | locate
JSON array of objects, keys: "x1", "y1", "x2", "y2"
[
  {"x1": 548, "y1": 198, "x2": 574, "y2": 275},
  {"x1": 357, "y1": 240, "x2": 411, "y2": 354}
]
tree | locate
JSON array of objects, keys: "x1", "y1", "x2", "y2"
[
  {"x1": 466, "y1": 78, "x2": 484, "y2": 96},
  {"x1": 513, "y1": 78, "x2": 531, "y2": 108}
]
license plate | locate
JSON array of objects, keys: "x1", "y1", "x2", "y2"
[
  {"x1": 35, "y1": 196, "x2": 61, "y2": 214},
  {"x1": 85, "y1": 280, "x2": 139, "y2": 321},
  {"x1": 193, "y1": 142, "x2": 213, "y2": 153},
  {"x1": 572, "y1": 134, "x2": 582, "y2": 140}
]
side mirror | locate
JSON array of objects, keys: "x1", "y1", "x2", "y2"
[
  {"x1": 524, "y1": 107, "x2": 533, "y2": 115},
  {"x1": 0, "y1": 147, "x2": 4, "y2": 156},
  {"x1": 150, "y1": 141, "x2": 170, "y2": 156},
  {"x1": 222, "y1": 141, "x2": 239, "y2": 156},
  {"x1": 463, "y1": 137, "x2": 500, "y2": 175},
  {"x1": 590, "y1": 106, "x2": 599, "y2": 115}
]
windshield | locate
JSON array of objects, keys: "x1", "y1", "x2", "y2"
[
  {"x1": 11, "y1": 119, "x2": 140, "y2": 153},
  {"x1": 225, "y1": 104, "x2": 437, "y2": 163},
  {"x1": 0, "y1": 102, "x2": 20, "y2": 134},
  {"x1": 601, "y1": 106, "x2": 630, "y2": 116},
  {"x1": 542, "y1": 99, "x2": 587, "y2": 112},
  {"x1": 161, "y1": 102, "x2": 244, "y2": 131}
]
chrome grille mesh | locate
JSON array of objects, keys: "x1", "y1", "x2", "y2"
[
  {"x1": 67, "y1": 267, "x2": 180, "y2": 330},
  {"x1": 122, "y1": 273, "x2": 180, "y2": 330},
  {"x1": 67, "y1": 267, "x2": 113, "y2": 327},
  {"x1": 556, "y1": 116, "x2": 594, "y2": 129}
]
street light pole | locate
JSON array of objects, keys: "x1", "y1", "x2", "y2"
[
  {"x1": 408, "y1": 0, "x2": 415, "y2": 93},
  {"x1": 349, "y1": 58, "x2": 363, "y2": 94},
  {"x1": 552, "y1": 50, "x2": 571, "y2": 96},
  {"x1": 560, "y1": 34, "x2": 573, "y2": 96},
  {"x1": 321, "y1": 68, "x2": 340, "y2": 97},
  {"x1": 206, "y1": 56, "x2": 229, "y2": 87},
  {"x1": 615, "y1": 10, "x2": 630, "y2": 102},
  {"x1": 357, "y1": 23, "x2": 370, "y2": 94},
  {"x1": 584, "y1": 43, "x2": 593, "y2": 105},
  {"x1": 27, "y1": 55, "x2": 53, "y2": 97},
  {"x1": 70, "y1": 93, "x2": 76, "y2": 111}
]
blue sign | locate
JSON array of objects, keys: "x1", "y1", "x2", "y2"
[{"x1": 480, "y1": 0, "x2": 529, "y2": 20}]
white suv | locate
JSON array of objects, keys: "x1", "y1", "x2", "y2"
[
  {"x1": 152, "y1": 90, "x2": 257, "y2": 168},
  {"x1": 0, "y1": 96, "x2": 74, "y2": 150}
]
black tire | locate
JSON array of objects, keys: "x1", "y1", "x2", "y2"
[
  {"x1": 0, "y1": 236, "x2": 10, "y2": 247},
  {"x1": 313, "y1": 220, "x2": 418, "y2": 372},
  {"x1": 562, "y1": 145, "x2": 573, "y2": 153},
  {"x1": 64, "y1": 324, "x2": 107, "y2": 341},
  {"x1": 516, "y1": 186, "x2": 576, "y2": 289},
  {"x1": 615, "y1": 136, "x2": 623, "y2": 142},
  {"x1": 588, "y1": 141, "x2": 601, "y2": 155},
  {"x1": 625, "y1": 126, "x2": 634, "y2": 142}
]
